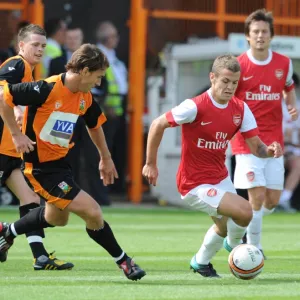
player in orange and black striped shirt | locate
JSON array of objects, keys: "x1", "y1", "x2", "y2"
[
  {"x1": 0, "y1": 24, "x2": 73, "y2": 270},
  {"x1": 0, "y1": 44, "x2": 146, "y2": 281}
]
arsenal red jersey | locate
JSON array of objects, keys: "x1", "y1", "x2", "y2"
[
  {"x1": 231, "y1": 49, "x2": 294, "y2": 154},
  {"x1": 166, "y1": 89, "x2": 258, "y2": 196}
]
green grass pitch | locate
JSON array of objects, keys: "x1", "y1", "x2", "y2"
[{"x1": 0, "y1": 206, "x2": 299, "y2": 300}]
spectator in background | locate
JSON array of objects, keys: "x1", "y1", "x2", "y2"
[
  {"x1": 278, "y1": 73, "x2": 300, "y2": 213},
  {"x1": 0, "y1": 21, "x2": 30, "y2": 64},
  {"x1": 48, "y1": 26, "x2": 83, "y2": 76},
  {"x1": 94, "y1": 21, "x2": 128, "y2": 194},
  {"x1": 42, "y1": 18, "x2": 67, "y2": 78}
]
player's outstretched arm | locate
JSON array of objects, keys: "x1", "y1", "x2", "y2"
[
  {"x1": 87, "y1": 126, "x2": 118, "y2": 186},
  {"x1": 142, "y1": 114, "x2": 171, "y2": 186},
  {"x1": 0, "y1": 87, "x2": 35, "y2": 154},
  {"x1": 245, "y1": 136, "x2": 283, "y2": 158}
]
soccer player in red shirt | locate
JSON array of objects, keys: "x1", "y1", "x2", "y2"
[
  {"x1": 143, "y1": 55, "x2": 282, "y2": 277},
  {"x1": 230, "y1": 9, "x2": 298, "y2": 256}
]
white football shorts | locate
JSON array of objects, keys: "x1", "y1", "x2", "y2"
[
  {"x1": 234, "y1": 154, "x2": 284, "y2": 190},
  {"x1": 181, "y1": 176, "x2": 237, "y2": 218}
]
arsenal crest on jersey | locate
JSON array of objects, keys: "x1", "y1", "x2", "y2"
[
  {"x1": 233, "y1": 114, "x2": 241, "y2": 126},
  {"x1": 246, "y1": 171, "x2": 255, "y2": 182},
  {"x1": 275, "y1": 69, "x2": 284, "y2": 80},
  {"x1": 207, "y1": 188, "x2": 217, "y2": 197}
]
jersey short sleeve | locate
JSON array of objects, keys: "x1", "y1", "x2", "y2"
[
  {"x1": 285, "y1": 59, "x2": 294, "y2": 91},
  {"x1": 239, "y1": 102, "x2": 259, "y2": 139},
  {"x1": 82, "y1": 98, "x2": 107, "y2": 129},
  {"x1": 166, "y1": 99, "x2": 197, "y2": 127},
  {"x1": 0, "y1": 58, "x2": 25, "y2": 84},
  {"x1": 3, "y1": 81, "x2": 54, "y2": 108}
]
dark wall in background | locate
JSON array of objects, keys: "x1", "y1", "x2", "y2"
[{"x1": 44, "y1": 0, "x2": 130, "y2": 65}]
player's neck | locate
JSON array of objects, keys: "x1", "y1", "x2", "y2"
[
  {"x1": 18, "y1": 52, "x2": 35, "y2": 70},
  {"x1": 250, "y1": 48, "x2": 269, "y2": 61},
  {"x1": 210, "y1": 90, "x2": 229, "y2": 105},
  {"x1": 214, "y1": 98, "x2": 228, "y2": 105},
  {"x1": 64, "y1": 72, "x2": 80, "y2": 93}
]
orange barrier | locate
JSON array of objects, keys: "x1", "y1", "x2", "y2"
[
  {"x1": 127, "y1": 0, "x2": 147, "y2": 203},
  {"x1": 0, "y1": 3, "x2": 23, "y2": 10}
]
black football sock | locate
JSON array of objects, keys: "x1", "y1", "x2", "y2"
[
  {"x1": 9, "y1": 207, "x2": 54, "y2": 239},
  {"x1": 86, "y1": 221, "x2": 128, "y2": 264},
  {"x1": 19, "y1": 203, "x2": 48, "y2": 258}
]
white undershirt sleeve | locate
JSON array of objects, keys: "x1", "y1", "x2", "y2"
[
  {"x1": 240, "y1": 103, "x2": 257, "y2": 133},
  {"x1": 171, "y1": 99, "x2": 197, "y2": 125},
  {"x1": 286, "y1": 59, "x2": 294, "y2": 87}
]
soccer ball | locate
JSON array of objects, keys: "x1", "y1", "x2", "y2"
[{"x1": 228, "y1": 244, "x2": 264, "y2": 280}]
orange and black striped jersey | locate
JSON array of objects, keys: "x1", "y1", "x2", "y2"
[
  {"x1": 0, "y1": 55, "x2": 33, "y2": 157},
  {"x1": 3, "y1": 73, "x2": 107, "y2": 163}
]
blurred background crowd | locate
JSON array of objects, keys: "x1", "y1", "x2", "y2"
[{"x1": 0, "y1": 0, "x2": 299, "y2": 212}]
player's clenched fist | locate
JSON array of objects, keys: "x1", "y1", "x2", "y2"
[
  {"x1": 142, "y1": 164, "x2": 159, "y2": 186},
  {"x1": 267, "y1": 141, "x2": 282, "y2": 158}
]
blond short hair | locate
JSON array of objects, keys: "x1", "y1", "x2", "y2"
[{"x1": 211, "y1": 55, "x2": 240, "y2": 75}]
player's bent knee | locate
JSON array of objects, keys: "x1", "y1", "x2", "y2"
[
  {"x1": 75, "y1": 204, "x2": 104, "y2": 229},
  {"x1": 237, "y1": 202, "x2": 253, "y2": 226},
  {"x1": 264, "y1": 195, "x2": 278, "y2": 209},
  {"x1": 249, "y1": 193, "x2": 265, "y2": 210},
  {"x1": 45, "y1": 210, "x2": 69, "y2": 227},
  {"x1": 265, "y1": 189, "x2": 281, "y2": 209},
  {"x1": 264, "y1": 200, "x2": 277, "y2": 210},
  {"x1": 86, "y1": 209, "x2": 103, "y2": 228}
]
